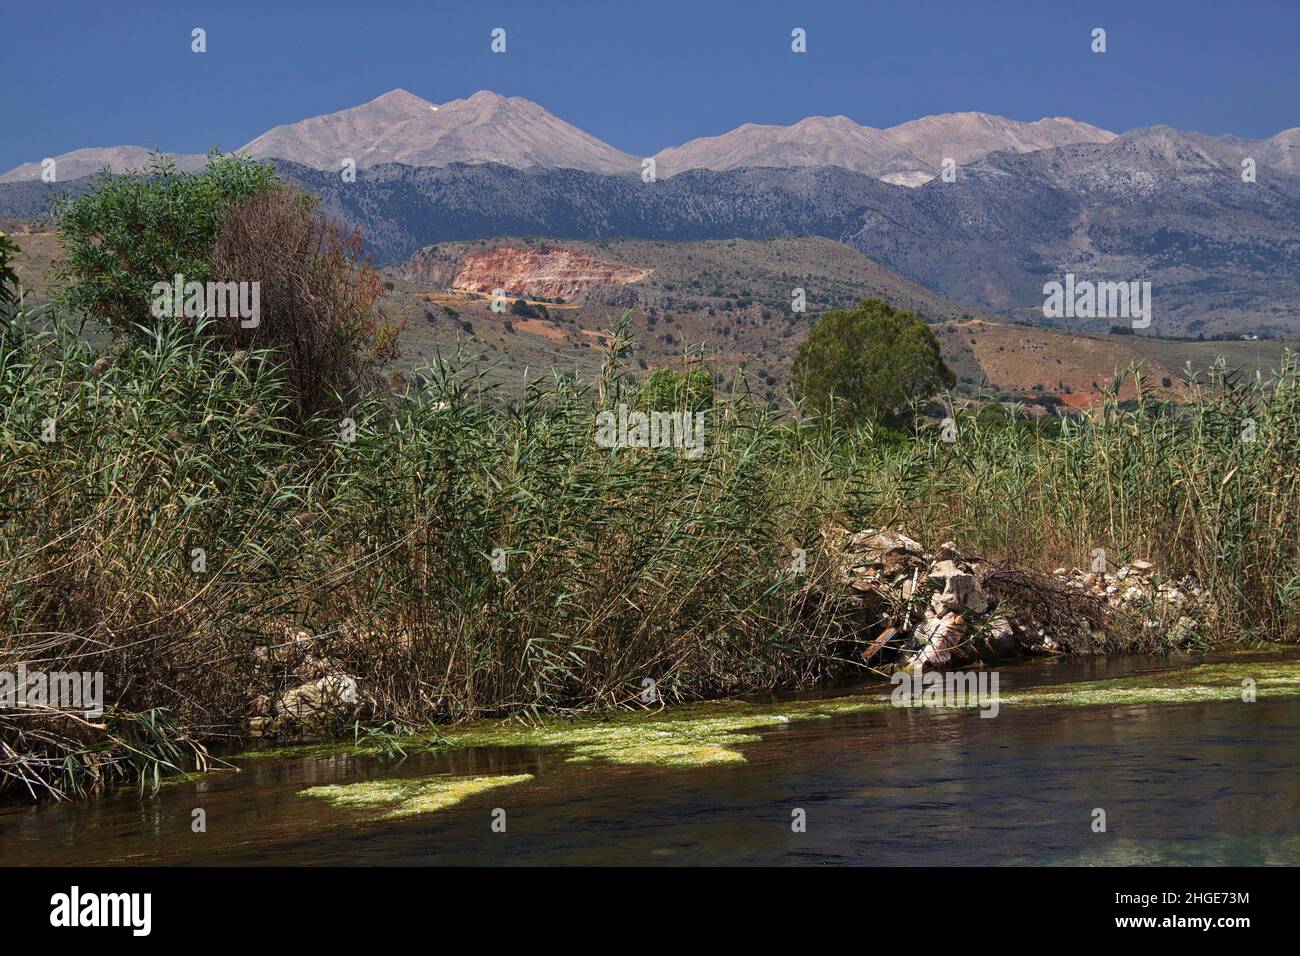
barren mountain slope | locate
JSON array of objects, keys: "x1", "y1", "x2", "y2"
[{"x1": 241, "y1": 89, "x2": 639, "y2": 174}]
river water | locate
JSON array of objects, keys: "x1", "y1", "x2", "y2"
[{"x1": 3, "y1": 652, "x2": 1298, "y2": 865}]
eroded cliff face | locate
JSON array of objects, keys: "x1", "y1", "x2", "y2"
[
  {"x1": 396, "y1": 246, "x2": 463, "y2": 289},
  {"x1": 448, "y1": 246, "x2": 650, "y2": 300}
]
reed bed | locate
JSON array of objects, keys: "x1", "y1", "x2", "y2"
[{"x1": 1, "y1": 306, "x2": 1296, "y2": 798}]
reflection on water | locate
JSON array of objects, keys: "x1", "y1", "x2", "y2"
[{"x1": 3, "y1": 653, "x2": 1298, "y2": 866}]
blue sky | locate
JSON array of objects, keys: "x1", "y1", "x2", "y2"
[{"x1": 3, "y1": 0, "x2": 1297, "y2": 170}]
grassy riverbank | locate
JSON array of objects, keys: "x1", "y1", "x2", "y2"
[{"x1": 2, "y1": 301, "x2": 1297, "y2": 797}]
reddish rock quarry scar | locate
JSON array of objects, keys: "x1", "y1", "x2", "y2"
[{"x1": 450, "y1": 246, "x2": 650, "y2": 300}]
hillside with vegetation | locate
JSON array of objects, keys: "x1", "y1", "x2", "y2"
[{"x1": 384, "y1": 235, "x2": 1295, "y2": 408}]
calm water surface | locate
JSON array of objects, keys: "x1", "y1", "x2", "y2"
[{"x1": 3, "y1": 652, "x2": 1298, "y2": 865}]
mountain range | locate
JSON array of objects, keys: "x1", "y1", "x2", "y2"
[
  {"x1": 652, "y1": 112, "x2": 1116, "y2": 185},
  {"x1": 2, "y1": 89, "x2": 1298, "y2": 338},
  {"x1": 0, "y1": 88, "x2": 1121, "y2": 186}
]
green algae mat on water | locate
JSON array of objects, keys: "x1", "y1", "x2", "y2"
[
  {"x1": 287, "y1": 658, "x2": 1300, "y2": 818},
  {"x1": 999, "y1": 660, "x2": 1300, "y2": 709},
  {"x1": 414, "y1": 658, "x2": 1300, "y2": 759},
  {"x1": 301, "y1": 773, "x2": 534, "y2": 819}
]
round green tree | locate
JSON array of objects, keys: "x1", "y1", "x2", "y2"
[{"x1": 791, "y1": 297, "x2": 954, "y2": 424}]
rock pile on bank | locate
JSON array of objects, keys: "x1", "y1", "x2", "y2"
[
  {"x1": 830, "y1": 529, "x2": 1204, "y2": 670},
  {"x1": 1051, "y1": 560, "x2": 1204, "y2": 644},
  {"x1": 247, "y1": 625, "x2": 362, "y2": 737},
  {"x1": 239, "y1": 534, "x2": 1209, "y2": 738}
]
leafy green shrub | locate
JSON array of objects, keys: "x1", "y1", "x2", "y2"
[
  {"x1": 53, "y1": 153, "x2": 276, "y2": 331},
  {"x1": 792, "y1": 297, "x2": 954, "y2": 424},
  {"x1": 510, "y1": 297, "x2": 539, "y2": 319},
  {"x1": 635, "y1": 366, "x2": 714, "y2": 412},
  {"x1": 0, "y1": 231, "x2": 19, "y2": 308}
]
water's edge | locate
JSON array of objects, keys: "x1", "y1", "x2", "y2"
[{"x1": 4, "y1": 649, "x2": 1298, "y2": 866}]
